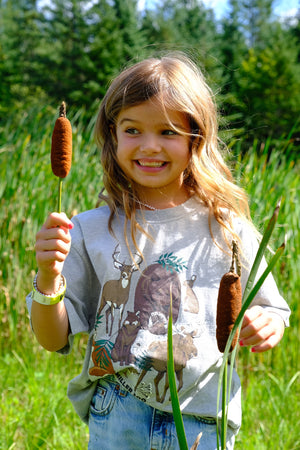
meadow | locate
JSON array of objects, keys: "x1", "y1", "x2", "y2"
[{"x1": 0, "y1": 104, "x2": 299, "y2": 449}]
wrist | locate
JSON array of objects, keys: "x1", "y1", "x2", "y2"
[
  {"x1": 32, "y1": 273, "x2": 66, "y2": 305},
  {"x1": 36, "y1": 271, "x2": 63, "y2": 295}
]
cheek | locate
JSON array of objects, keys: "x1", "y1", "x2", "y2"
[
  {"x1": 116, "y1": 134, "x2": 131, "y2": 153},
  {"x1": 115, "y1": 146, "x2": 132, "y2": 176},
  {"x1": 115, "y1": 149, "x2": 124, "y2": 170},
  {"x1": 180, "y1": 144, "x2": 192, "y2": 166}
]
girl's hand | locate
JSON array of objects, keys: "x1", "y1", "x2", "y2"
[
  {"x1": 239, "y1": 305, "x2": 285, "y2": 353},
  {"x1": 35, "y1": 212, "x2": 73, "y2": 293}
]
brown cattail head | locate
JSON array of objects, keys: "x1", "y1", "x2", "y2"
[
  {"x1": 216, "y1": 271, "x2": 242, "y2": 353},
  {"x1": 51, "y1": 101, "x2": 72, "y2": 178}
]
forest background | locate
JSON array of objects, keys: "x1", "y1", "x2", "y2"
[
  {"x1": 0, "y1": 0, "x2": 299, "y2": 449},
  {"x1": 1, "y1": 0, "x2": 300, "y2": 146}
]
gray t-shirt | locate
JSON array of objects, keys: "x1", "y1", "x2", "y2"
[{"x1": 26, "y1": 197, "x2": 290, "y2": 431}]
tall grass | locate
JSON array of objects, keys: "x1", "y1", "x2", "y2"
[
  {"x1": 0, "y1": 105, "x2": 299, "y2": 449},
  {"x1": 228, "y1": 139, "x2": 300, "y2": 450}
]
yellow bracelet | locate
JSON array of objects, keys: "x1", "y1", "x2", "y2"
[{"x1": 31, "y1": 274, "x2": 66, "y2": 305}]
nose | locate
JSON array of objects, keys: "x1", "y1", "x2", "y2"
[{"x1": 140, "y1": 133, "x2": 161, "y2": 153}]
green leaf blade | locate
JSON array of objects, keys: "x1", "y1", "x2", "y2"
[{"x1": 167, "y1": 290, "x2": 189, "y2": 450}]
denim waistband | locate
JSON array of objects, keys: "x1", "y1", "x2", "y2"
[{"x1": 96, "y1": 374, "x2": 216, "y2": 425}]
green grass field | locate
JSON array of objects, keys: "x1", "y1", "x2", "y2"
[{"x1": 0, "y1": 105, "x2": 299, "y2": 449}]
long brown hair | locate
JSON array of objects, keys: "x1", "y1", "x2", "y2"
[{"x1": 95, "y1": 53, "x2": 251, "y2": 253}]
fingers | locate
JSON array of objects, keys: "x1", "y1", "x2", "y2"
[
  {"x1": 43, "y1": 212, "x2": 73, "y2": 231},
  {"x1": 240, "y1": 305, "x2": 265, "y2": 339},
  {"x1": 240, "y1": 306, "x2": 285, "y2": 353},
  {"x1": 35, "y1": 239, "x2": 70, "y2": 264},
  {"x1": 36, "y1": 226, "x2": 71, "y2": 249},
  {"x1": 248, "y1": 333, "x2": 283, "y2": 353},
  {"x1": 35, "y1": 212, "x2": 73, "y2": 277}
]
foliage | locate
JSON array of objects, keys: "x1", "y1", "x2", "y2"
[
  {"x1": 233, "y1": 24, "x2": 300, "y2": 141},
  {"x1": 227, "y1": 0, "x2": 274, "y2": 48},
  {"x1": 141, "y1": 0, "x2": 222, "y2": 81},
  {"x1": 156, "y1": 253, "x2": 188, "y2": 273},
  {"x1": 92, "y1": 339, "x2": 114, "y2": 367},
  {"x1": 0, "y1": 0, "x2": 299, "y2": 145},
  {"x1": 231, "y1": 142, "x2": 300, "y2": 449}
]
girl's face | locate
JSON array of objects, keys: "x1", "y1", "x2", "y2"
[{"x1": 115, "y1": 97, "x2": 191, "y2": 207}]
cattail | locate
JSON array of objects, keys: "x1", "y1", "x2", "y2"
[
  {"x1": 51, "y1": 101, "x2": 72, "y2": 178},
  {"x1": 216, "y1": 241, "x2": 242, "y2": 353}
]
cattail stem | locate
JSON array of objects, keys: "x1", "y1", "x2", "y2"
[
  {"x1": 58, "y1": 178, "x2": 63, "y2": 213},
  {"x1": 230, "y1": 240, "x2": 241, "y2": 276}
]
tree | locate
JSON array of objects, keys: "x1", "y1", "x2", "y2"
[
  {"x1": 290, "y1": 5, "x2": 300, "y2": 62},
  {"x1": 219, "y1": 0, "x2": 249, "y2": 135},
  {"x1": 37, "y1": 0, "x2": 92, "y2": 105},
  {"x1": 220, "y1": 0, "x2": 300, "y2": 142},
  {"x1": 142, "y1": 0, "x2": 222, "y2": 86},
  {"x1": 83, "y1": 0, "x2": 147, "y2": 103},
  {"x1": 237, "y1": 25, "x2": 300, "y2": 139},
  {"x1": 0, "y1": 0, "x2": 48, "y2": 113},
  {"x1": 0, "y1": 0, "x2": 299, "y2": 144},
  {"x1": 220, "y1": 0, "x2": 248, "y2": 89},
  {"x1": 226, "y1": 0, "x2": 274, "y2": 48}
]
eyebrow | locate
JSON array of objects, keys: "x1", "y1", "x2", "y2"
[
  {"x1": 118, "y1": 118, "x2": 188, "y2": 131},
  {"x1": 118, "y1": 118, "x2": 136, "y2": 125}
]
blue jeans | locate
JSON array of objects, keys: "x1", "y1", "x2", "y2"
[{"x1": 88, "y1": 377, "x2": 236, "y2": 450}]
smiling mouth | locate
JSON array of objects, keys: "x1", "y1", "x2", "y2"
[{"x1": 137, "y1": 160, "x2": 166, "y2": 168}]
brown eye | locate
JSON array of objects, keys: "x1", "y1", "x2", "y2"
[
  {"x1": 162, "y1": 129, "x2": 177, "y2": 136},
  {"x1": 126, "y1": 128, "x2": 139, "y2": 135}
]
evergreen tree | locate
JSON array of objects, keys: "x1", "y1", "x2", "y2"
[
  {"x1": 221, "y1": 0, "x2": 248, "y2": 88},
  {"x1": 290, "y1": 5, "x2": 300, "y2": 62},
  {"x1": 38, "y1": 0, "x2": 92, "y2": 105},
  {"x1": 84, "y1": 0, "x2": 147, "y2": 103},
  {"x1": 227, "y1": 0, "x2": 274, "y2": 48},
  {"x1": 0, "y1": 0, "x2": 299, "y2": 144},
  {"x1": 113, "y1": 0, "x2": 146, "y2": 61},
  {"x1": 221, "y1": 0, "x2": 300, "y2": 142},
  {"x1": 219, "y1": 0, "x2": 248, "y2": 134},
  {"x1": 237, "y1": 23, "x2": 300, "y2": 139},
  {"x1": 142, "y1": 0, "x2": 222, "y2": 85},
  {"x1": 0, "y1": 0, "x2": 48, "y2": 113}
]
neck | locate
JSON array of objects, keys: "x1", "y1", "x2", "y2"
[
  {"x1": 137, "y1": 190, "x2": 191, "y2": 211},
  {"x1": 137, "y1": 200, "x2": 157, "y2": 211}
]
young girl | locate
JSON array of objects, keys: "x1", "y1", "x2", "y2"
[{"x1": 27, "y1": 54, "x2": 290, "y2": 449}]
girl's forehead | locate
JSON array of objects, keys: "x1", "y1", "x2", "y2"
[{"x1": 117, "y1": 97, "x2": 188, "y2": 125}]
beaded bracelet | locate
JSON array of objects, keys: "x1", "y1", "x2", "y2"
[{"x1": 32, "y1": 274, "x2": 66, "y2": 305}]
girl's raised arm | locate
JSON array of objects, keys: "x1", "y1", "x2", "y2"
[{"x1": 31, "y1": 212, "x2": 73, "y2": 352}]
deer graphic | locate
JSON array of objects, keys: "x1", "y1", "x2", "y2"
[
  {"x1": 98, "y1": 245, "x2": 142, "y2": 336},
  {"x1": 134, "y1": 331, "x2": 197, "y2": 403}
]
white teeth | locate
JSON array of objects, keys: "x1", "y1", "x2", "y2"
[{"x1": 138, "y1": 161, "x2": 164, "y2": 167}]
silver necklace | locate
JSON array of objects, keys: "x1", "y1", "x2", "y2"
[{"x1": 137, "y1": 200, "x2": 157, "y2": 211}]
